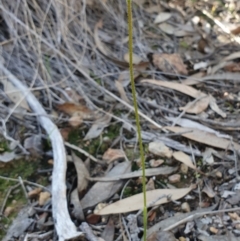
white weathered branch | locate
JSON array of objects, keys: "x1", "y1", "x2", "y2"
[{"x1": 0, "y1": 64, "x2": 82, "y2": 241}]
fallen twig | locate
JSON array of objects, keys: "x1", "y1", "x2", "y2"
[{"x1": 0, "y1": 64, "x2": 82, "y2": 241}]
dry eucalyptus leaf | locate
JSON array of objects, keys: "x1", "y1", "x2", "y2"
[
  {"x1": 115, "y1": 80, "x2": 130, "y2": 103},
  {"x1": 101, "y1": 218, "x2": 115, "y2": 241},
  {"x1": 148, "y1": 53, "x2": 188, "y2": 75},
  {"x1": 173, "y1": 151, "x2": 196, "y2": 170},
  {"x1": 166, "y1": 117, "x2": 230, "y2": 139},
  {"x1": 147, "y1": 231, "x2": 176, "y2": 241},
  {"x1": 95, "y1": 185, "x2": 194, "y2": 215},
  {"x1": 24, "y1": 134, "x2": 43, "y2": 157},
  {"x1": 179, "y1": 95, "x2": 210, "y2": 114},
  {"x1": 159, "y1": 23, "x2": 175, "y2": 35},
  {"x1": 81, "y1": 162, "x2": 131, "y2": 209},
  {"x1": 84, "y1": 114, "x2": 111, "y2": 140},
  {"x1": 141, "y1": 79, "x2": 204, "y2": 98},
  {"x1": 124, "y1": 53, "x2": 142, "y2": 64},
  {"x1": 154, "y1": 12, "x2": 172, "y2": 24},
  {"x1": 202, "y1": 180, "x2": 215, "y2": 198},
  {"x1": 166, "y1": 126, "x2": 240, "y2": 150},
  {"x1": 38, "y1": 191, "x2": 51, "y2": 206},
  {"x1": 209, "y1": 95, "x2": 227, "y2": 118},
  {"x1": 70, "y1": 188, "x2": 85, "y2": 221},
  {"x1": 1, "y1": 78, "x2": 30, "y2": 111},
  {"x1": 149, "y1": 159, "x2": 164, "y2": 167},
  {"x1": 71, "y1": 151, "x2": 89, "y2": 193},
  {"x1": 149, "y1": 141, "x2": 172, "y2": 158},
  {"x1": 89, "y1": 166, "x2": 178, "y2": 181},
  {"x1": 56, "y1": 102, "x2": 94, "y2": 118},
  {"x1": 102, "y1": 148, "x2": 125, "y2": 163}
]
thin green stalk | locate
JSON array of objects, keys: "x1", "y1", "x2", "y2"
[{"x1": 126, "y1": 1, "x2": 147, "y2": 241}]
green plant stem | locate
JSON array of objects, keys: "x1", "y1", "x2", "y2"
[{"x1": 126, "y1": 1, "x2": 147, "y2": 241}]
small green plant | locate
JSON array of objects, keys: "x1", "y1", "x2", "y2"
[{"x1": 127, "y1": 1, "x2": 147, "y2": 241}]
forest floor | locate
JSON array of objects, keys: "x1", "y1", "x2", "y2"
[{"x1": 1, "y1": 0, "x2": 240, "y2": 241}]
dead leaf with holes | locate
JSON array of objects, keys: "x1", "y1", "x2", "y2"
[
  {"x1": 166, "y1": 126, "x2": 240, "y2": 150},
  {"x1": 147, "y1": 53, "x2": 188, "y2": 75},
  {"x1": 173, "y1": 151, "x2": 196, "y2": 170},
  {"x1": 95, "y1": 185, "x2": 194, "y2": 215},
  {"x1": 1, "y1": 78, "x2": 30, "y2": 111},
  {"x1": 102, "y1": 148, "x2": 125, "y2": 164}
]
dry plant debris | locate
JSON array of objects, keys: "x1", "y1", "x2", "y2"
[{"x1": 1, "y1": 0, "x2": 240, "y2": 241}]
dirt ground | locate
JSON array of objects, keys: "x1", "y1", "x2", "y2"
[{"x1": 1, "y1": 0, "x2": 240, "y2": 241}]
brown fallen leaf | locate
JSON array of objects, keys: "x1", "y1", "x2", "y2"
[
  {"x1": 231, "y1": 26, "x2": 240, "y2": 35},
  {"x1": 28, "y1": 187, "x2": 42, "y2": 199},
  {"x1": 173, "y1": 151, "x2": 196, "y2": 170},
  {"x1": 224, "y1": 62, "x2": 240, "y2": 72},
  {"x1": 147, "y1": 53, "x2": 188, "y2": 75},
  {"x1": 95, "y1": 185, "x2": 194, "y2": 215},
  {"x1": 166, "y1": 126, "x2": 240, "y2": 150},
  {"x1": 56, "y1": 102, "x2": 93, "y2": 117},
  {"x1": 115, "y1": 80, "x2": 130, "y2": 103},
  {"x1": 71, "y1": 151, "x2": 89, "y2": 193},
  {"x1": 38, "y1": 191, "x2": 51, "y2": 206},
  {"x1": 102, "y1": 148, "x2": 125, "y2": 163}
]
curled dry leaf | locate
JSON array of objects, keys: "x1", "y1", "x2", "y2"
[
  {"x1": 209, "y1": 95, "x2": 227, "y2": 118},
  {"x1": 71, "y1": 151, "x2": 89, "y2": 193},
  {"x1": 166, "y1": 126, "x2": 240, "y2": 150},
  {"x1": 173, "y1": 151, "x2": 196, "y2": 170},
  {"x1": 115, "y1": 80, "x2": 130, "y2": 103},
  {"x1": 102, "y1": 148, "x2": 125, "y2": 163},
  {"x1": 148, "y1": 53, "x2": 188, "y2": 75},
  {"x1": 179, "y1": 95, "x2": 210, "y2": 114},
  {"x1": 95, "y1": 185, "x2": 194, "y2": 215}
]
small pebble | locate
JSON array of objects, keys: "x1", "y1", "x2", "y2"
[
  {"x1": 168, "y1": 174, "x2": 181, "y2": 183},
  {"x1": 180, "y1": 163, "x2": 188, "y2": 174},
  {"x1": 181, "y1": 202, "x2": 191, "y2": 212},
  {"x1": 215, "y1": 171, "x2": 222, "y2": 178},
  {"x1": 209, "y1": 226, "x2": 218, "y2": 234}
]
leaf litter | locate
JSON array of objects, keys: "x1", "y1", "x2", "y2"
[{"x1": 1, "y1": 0, "x2": 240, "y2": 240}]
